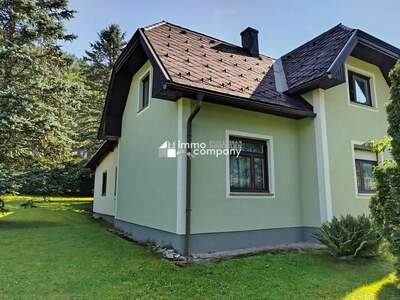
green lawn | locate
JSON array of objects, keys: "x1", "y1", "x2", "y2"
[{"x1": 0, "y1": 196, "x2": 398, "y2": 299}]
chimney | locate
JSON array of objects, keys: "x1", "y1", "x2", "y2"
[{"x1": 240, "y1": 27, "x2": 259, "y2": 56}]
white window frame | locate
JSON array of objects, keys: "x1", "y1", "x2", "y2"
[
  {"x1": 345, "y1": 64, "x2": 378, "y2": 112},
  {"x1": 225, "y1": 130, "x2": 275, "y2": 199},
  {"x1": 137, "y1": 70, "x2": 152, "y2": 115},
  {"x1": 351, "y1": 140, "x2": 382, "y2": 199}
]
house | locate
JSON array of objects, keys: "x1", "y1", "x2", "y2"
[{"x1": 87, "y1": 21, "x2": 400, "y2": 256}]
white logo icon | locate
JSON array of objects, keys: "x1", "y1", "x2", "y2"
[{"x1": 159, "y1": 141, "x2": 176, "y2": 158}]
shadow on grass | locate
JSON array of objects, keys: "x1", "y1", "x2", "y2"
[
  {"x1": 39, "y1": 201, "x2": 93, "y2": 212},
  {"x1": 377, "y1": 281, "x2": 399, "y2": 299}
]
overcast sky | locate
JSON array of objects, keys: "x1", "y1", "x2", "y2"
[{"x1": 62, "y1": 0, "x2": 400, "y2": 59}]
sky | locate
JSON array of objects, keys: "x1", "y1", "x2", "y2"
[{"x1": 62, "y1": 0, "x2": 400, "y2": 59}]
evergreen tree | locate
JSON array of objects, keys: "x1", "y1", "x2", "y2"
[
  {"x1": 0, "y1": 0, "x2": 79, "y2": 192},
  {"x1": 77, "y1": 24, "x2": 126, "y2": 154},
  {"x1": 84, "y1": 24, "x2": 126, "y2": 93}
]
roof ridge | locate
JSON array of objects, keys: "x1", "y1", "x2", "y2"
[
  {"x1": 280, "y1": 23, "x2": 355, "y2": 59},
  {"x1": 142, "y1": 21, "x2": 167, "y2": 30},
  {"x1": 144, "y1": 20, "x2": 275, "y2": 61},
  {"x1": 338, "y1": 23, "x2": 354, "y2": 32}
]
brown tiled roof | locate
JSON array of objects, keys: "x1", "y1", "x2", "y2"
[
  {"x1": 281, "y1": 24, "x2": 355, "y2": 90},
  {"x1": 143, "y1": 22, "x2": 313, "y2": 112}
]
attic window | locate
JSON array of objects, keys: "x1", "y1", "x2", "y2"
[
  {"x1": 139, "y1": 73, "x2": 150, "y2": 112},
  {"x1": 348, "y1": 71, "x2": 372, "y2": 106}
]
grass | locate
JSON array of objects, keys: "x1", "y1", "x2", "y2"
[{"x1": 0, "y1": 196, "x2": 399, "y2": 299}]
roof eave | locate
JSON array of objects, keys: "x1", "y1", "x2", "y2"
[
  {"x1": 86, "y1": 140, "x2": 118, "y2": 171},
  {"x1": 326, "y1": 30, "x2": 400, "y2": 86},
  {"x1": 98, "y1": 29, "x2": 170, "y2": 140},
  {"x1": 165, "y1": 82, "x2": 315, "y2": 119}
]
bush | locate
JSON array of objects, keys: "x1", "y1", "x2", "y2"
[
  {"x1": 0, "y1": 159, "x2": 93, "y2": 197},
  {"x1": 369, "y1": 59, "x2": 400, "y2": 277},
  {"x1": 370, "y1": 161, "x2": 400, "y2": 274},
  {"x1": 314, "y1": 215, "x2": 382, "y2": 258}
]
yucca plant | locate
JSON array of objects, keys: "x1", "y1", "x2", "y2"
[{"x1": 314, "y1": 214, "x2": 381, "y2": 258}]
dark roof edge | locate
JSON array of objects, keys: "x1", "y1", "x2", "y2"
[
  {"x1": 86, "y1": 141, "x2": 118, "y2": 171},
  {"x1": 288, "y1": 26, "x2": 400, "y2": 94},
  {"x1": 139, "y1": 28, "x2": 171, "y2": 80},
  {"x1": 327, "y1": 29, "x2": 359, "y2": 74},
  {"x1": 285, "y1": 74, "x2": 327, "y2": 95},
  {"x1": 97, "y1": 30, "x2": 142, "y2": 139},
  {"x1": 327, "y1": 29, "x2": 400, "y2": 75},
  {"x1": 165, "y1": 81, "x2": 315, "y2": 119},
  {"x1": 358, "y1": 30, "x2": 400, "y2": 57},
  {"x1": 98, "y1": 29, "x2": 172, "y2": 140}
]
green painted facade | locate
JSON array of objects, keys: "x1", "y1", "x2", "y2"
[
  {"x1": 93, "y1": 55, "x2": 390, "y2": 237},
  {"x1": 324, "y1": 56, "x2": 390, "y2": 217},
  {"x1": 189, "y1": 101, "x2": 320, "y2": 233},
  {"x1": 116, "y1": 61, "x2": 179, "y2": 233}
]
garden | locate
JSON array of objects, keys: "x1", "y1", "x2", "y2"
[{"x1": 0, "y1": 196, "x2": 398, "y2": 299}]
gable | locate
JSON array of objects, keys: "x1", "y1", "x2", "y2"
[{"x1": 281, "y1": 25, "x2": 400, "y2": 94}]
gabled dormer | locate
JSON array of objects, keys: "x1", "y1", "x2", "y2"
[{"x1": 280, "y1": 24, "x2": 399, "y2": 94}]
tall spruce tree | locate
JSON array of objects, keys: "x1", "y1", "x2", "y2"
[
  {"x1": 0, "y1": 0, "x2": 79, "y2": 192},
  {"x1": 77, "y1": 24, "x2": 126, "y2": 154}
]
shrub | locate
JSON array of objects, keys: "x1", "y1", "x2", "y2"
[
  {"x1": 314, "y1": 215, "x2": 382, "y2": 258},
  {"x1": 370, "y1": 60, "x2": 400, "y2": 277},
  {"x1": 1, "y1": 159, "x2": 94, "y2": 197},
  {"x1": 0, "y1": 198, "x2": 8, "y2": 213}
]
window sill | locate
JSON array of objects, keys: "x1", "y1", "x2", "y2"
[
  {"x1": 356, "y1": 193, "x2": 376, "y2": 198},
  {"x1": 137, "y1": 105, "x2": 150, "y2": 116},
  {"x1": 348, "y1": 102, "x2": 378, "y2": 112},
  {"x1": 228, "y1": 192, "x2": 275, "y2": 198}
]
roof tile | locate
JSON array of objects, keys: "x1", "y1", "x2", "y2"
[
  {"x1": 281, "y1": 25, "x2": 354, "y2": 90},
  {"x1": 143, "y1": 22, "x2": 312, "y2": 111}
]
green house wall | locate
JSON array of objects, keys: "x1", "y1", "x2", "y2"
[
  {"x1": 189, "y1": 100, "x2": 321, "y2": 234},
  {"x1": 116, "y1": 61, "x2": 179, "y2": 233},
  {"x1": 324, "y1": 56, "x2": 390, "y2": 217}
]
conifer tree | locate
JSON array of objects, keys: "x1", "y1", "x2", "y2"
[
  {"x1": 0, "y1": 0, "x2": 79, "y2": 191},
  {"x1": 78, "y1": 24, "x2": 126, "y2": 153}
]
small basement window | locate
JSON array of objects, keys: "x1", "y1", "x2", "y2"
[
  {"x1": 101, "y1": 171, "x2": 107, "y2": 196},
  {"x1": 139, "y1": 74, "x2": 150, "y2": 111},
  {"x1": 348, "y1": 71, "x2": 372, "y2": 106},
  {"x1": 229, "y1": 136, "x2": 269, "y2": 193},
  {"x1": 354, "y1": 146, "x2": 378, "y2": 194}
]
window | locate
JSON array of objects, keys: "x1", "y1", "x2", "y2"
[
  {"x1": 114, "y1": 167, "x2": 117, "y2": 196},
  {"x1": 139, "y1": 74, "x2": 150, "y2": 111},
  {"x1": 354, "y1": 146, "x2": 378, "y2": 194},
  {"x1": 229, "y1": 136, "x2": 268, "y2": 193},
  {"x1": 348, "y1": 71, "x2": 372, "y2": 106},
  {"x1": 355, "y1": 159, "x2": 377, "y2": 194},
  {"x1": 101, "y1": 171, "x2": 107, "y2": 196}
]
